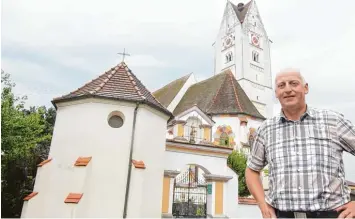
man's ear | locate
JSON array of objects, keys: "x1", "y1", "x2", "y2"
[{"x1": 305, "y1": 83, "x2": 309, "y2": 94}]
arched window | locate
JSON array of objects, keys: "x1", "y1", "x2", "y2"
[
  {"x1": 219, "y1": 132, "x2": 229, "y2": 146},
  {"x1": 214, "y1": 125, "x2": 236, "y2": 147},
  {"x1": 225, "y1": 52, "x2": 233, "y2": 63},
  {"x1": 252, "y1": 51, "x2": 259, "y2": 63}
]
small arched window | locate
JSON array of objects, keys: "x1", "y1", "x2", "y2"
[
  {"x1": 252, "y1": 51, "x2": 259, "y2": 63},
  {"x1": 225, "y1": 52, "x2": 233, "y2": 63},
  {"x1": 219, "y1": 132, "x2": 229, "y2": 146}
]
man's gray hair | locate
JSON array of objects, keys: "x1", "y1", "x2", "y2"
[{"x1": 274, "y1": 68, "x2": 306, "y2": 87}]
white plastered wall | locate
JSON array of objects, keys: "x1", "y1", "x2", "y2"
[{"x1": 21, "y1": 98, "x2": 169, "y2": 218}]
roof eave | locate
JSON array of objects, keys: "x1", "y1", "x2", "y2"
[
  {"x1": 51, "y1": 94, "x2": 174, "y2": 120},
  {"x1": 207, "y1": 111, "x2": 265, "y2": 120}
]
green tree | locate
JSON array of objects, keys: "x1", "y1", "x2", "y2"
[
  {"x1": 227, "y1": 150, "x2": 250, "y2": 197},
  {"x1": 1, "y1": 70, "x2": 55, "y2": 217}
]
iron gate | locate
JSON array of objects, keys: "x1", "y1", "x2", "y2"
[{"x1": 172, "y1": 167, "x2": 207, "y2": 218}]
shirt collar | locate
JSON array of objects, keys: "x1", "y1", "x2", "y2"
[{"x1": 278, "y1": 105, "x2": 315, "y2": 122}]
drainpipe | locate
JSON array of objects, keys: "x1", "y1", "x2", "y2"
[{"x1": 123, "y1": 102, "x2": 139, "y2": 218}]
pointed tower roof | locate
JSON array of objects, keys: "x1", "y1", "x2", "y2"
[
  {"x1": 172, "y1": 70, "x2": 265, "y2": 120},
  {"x1": 152, "y1": 73, "x2": 192, "y2": 108},
  {"x1": 231, "y1": 0, "x2": 252, "y2": 23},
  {"x1": 52, "y1": 62, "x2": 172, "y2": 117}
]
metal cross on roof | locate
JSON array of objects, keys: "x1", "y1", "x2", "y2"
[{"x1": 117, "y1": 48, "x2": 130, "y2": 62}]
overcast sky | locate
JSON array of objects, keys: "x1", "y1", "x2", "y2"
[{"x1": 2, "y1": 0, "x2": 355, "y2": 179}]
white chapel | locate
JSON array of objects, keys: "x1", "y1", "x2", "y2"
[{"x1": 21, "y1": 1, "x2": 270, "y2": 218}]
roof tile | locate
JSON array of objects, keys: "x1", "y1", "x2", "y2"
[
  {"x1": 74, "y1": 157, "x2": 92, "y2": 166},
  {"x1": 64, "y1": 193, "x2": 83, "y2": 204},
  {"x1": 23, "y1": 192, "x2": 38, "y2": 201},
  {"x1": 38, "y1": 158, "x2": 52, "y2": 167},
  {"x1": 132, "y1": 160, "x2": 146, "y2": 169}
]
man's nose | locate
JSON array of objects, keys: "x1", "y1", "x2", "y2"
[{"x1": 284, "y1": 84, "x2": 292, "y2": 92}]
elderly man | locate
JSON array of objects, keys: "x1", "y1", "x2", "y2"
[{"x1": 245, "y1": 68, "x2": 355, "y2": 218}]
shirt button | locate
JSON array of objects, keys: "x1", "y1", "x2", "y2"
[
  {"x1": 299, "y1": 186, "x2": 302, "y2": 190},
  {"x1": 298, "y1": 168, "x2": 301, "y2": 172}
]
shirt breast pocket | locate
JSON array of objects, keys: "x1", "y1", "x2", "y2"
[
  {"x1": 307, "y1": 125, "x2": 339, "y2": 175},
  {"x1": 266, "y1": 134, "x2": 286, "y2": 169}
]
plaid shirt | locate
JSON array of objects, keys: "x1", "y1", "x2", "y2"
[{"x1": 247, "y1": 106, "x2": 355, "y2": 212}]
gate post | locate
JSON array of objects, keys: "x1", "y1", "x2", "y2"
[
  {"x1": 206, "y1": 181, "x2": 215, "y2": 217},
  {"x1": 204, "y1": 174, "x2": 233, "y2": 218},
  {"x1": 161, "y1": 170, "x2": 180, "y2": 218}
]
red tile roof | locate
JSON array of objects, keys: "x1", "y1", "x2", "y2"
[
  {"x1": 64, "y1": 193, "x2": 83, "y2": 204},
  {"x1": 52, "y1": 62, "x2": 172, "y2": 118},
  {"x1": 23, "y1": 192, "x2": 38, "y2": 201}
]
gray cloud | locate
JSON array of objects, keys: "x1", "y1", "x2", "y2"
[{"x1": 2, "y1": 0, "x2": 354, "y2": 114}]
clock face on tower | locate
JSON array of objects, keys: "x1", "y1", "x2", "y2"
[
  {"x1": 250, "y1": 33, "x2": 260, "y2": 48},
  {"x1": 222, "y1": 34, "x2": 234, "y2": 50}
]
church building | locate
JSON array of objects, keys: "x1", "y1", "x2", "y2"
[{"x1": 21, "y1": 1, "x2": 270, "y2": 218}]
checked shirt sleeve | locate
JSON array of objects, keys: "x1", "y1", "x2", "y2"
[
  {"x1": 337, "y1": 114, "x2": 355, "y2": 156},
  {"x1": 247, "y1": 124, "x2": 268, "y2": 171}
]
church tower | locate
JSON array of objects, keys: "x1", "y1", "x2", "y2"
[{"x1": 213, "y1": 0, "x2": 273, "y2": 118}]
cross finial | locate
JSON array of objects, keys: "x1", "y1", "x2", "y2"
[{"x1": 117, "y1": 48, "x2": 130, "y2": 62}]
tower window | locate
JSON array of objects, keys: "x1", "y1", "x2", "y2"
[
  {"x1": 252, "y1": 51, "x2": 259, "y2": 63},
  {"x1": 225, "y1": 52, "x2": 233, "y2": 63}
]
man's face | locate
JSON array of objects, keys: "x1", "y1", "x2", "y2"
[{"x1": 275, "y1": 72, "x2": 308, "y2": 110}]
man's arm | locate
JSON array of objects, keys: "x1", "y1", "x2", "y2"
[
  {"x1": 245, "y1": 168, "x2": 275, "y2": 218},
  {"x1": 337, "y1": 113, "x2": 355, "y2": 156},
  {"x1": 245, "y1": 124, "x2": 276, "y2": 218},
  {"x1": 245, "y1": 167, "x2": 266, "y2": 204},
  {"x1": 334, "y1": 112, "x2": 355, "y2": 218}
]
